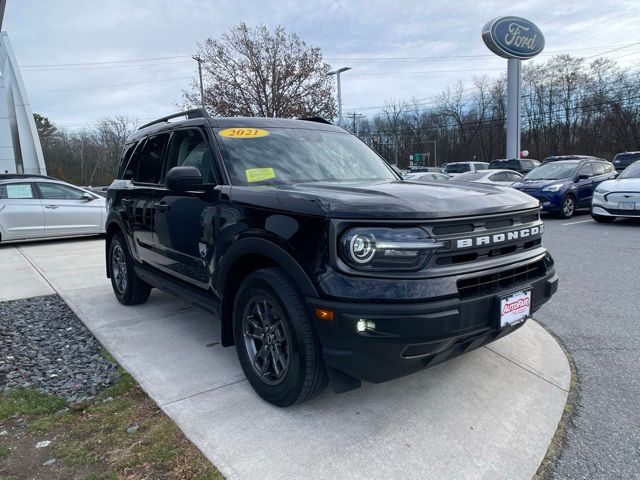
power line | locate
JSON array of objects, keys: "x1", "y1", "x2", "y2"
[
  {"x1": 19, "y1": 55, "x2": 192, "y2": 68},
  {"x1": 30, "y1": 76, "x2": 192, "y2": 94}
]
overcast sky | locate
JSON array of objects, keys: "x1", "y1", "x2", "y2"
[{"x1": 4, "y1": 0, "x2": 640, "y2": 129}]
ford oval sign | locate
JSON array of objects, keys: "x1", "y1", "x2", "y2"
[{"x1": 482, "y1": 16, "x2": 544, "y2": 60}]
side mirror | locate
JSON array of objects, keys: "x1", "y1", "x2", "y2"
[
  {"x1": 81, "y1": 192, "x2": 94, "y2": 201},
  {"x1": 577, "y1": 174, "x2": 590, "y2": 181},
  {"x1": 166, "y1": 166, "x2": 203, "y2": 192}
]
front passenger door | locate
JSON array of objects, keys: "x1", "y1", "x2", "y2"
[
  {"x1": 153, "y1": 128, "x2": 218, "y2": 288},
  {"x1": 574, "y1": 163, "x2": 594, "y2": 207},
  {"x1": 36, "y1": 183, "x2": 102, "y2": 236}
]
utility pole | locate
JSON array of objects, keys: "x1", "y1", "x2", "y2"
[
  {"x1": 328, "y1": 67, "x2": 351, "y2": 125},
  {"x1": 192, "y1": 55, "x2": 205, "y2": 108},
  {"x1": 346, "y1": 112, "x2": 364, "y2": 136}
]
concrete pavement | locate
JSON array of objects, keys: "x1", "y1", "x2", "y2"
[{"x1": 1, "y1": 238, "x2": 571, "y2": 480}]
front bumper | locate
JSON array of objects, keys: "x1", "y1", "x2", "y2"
[
  {"x1": 307, "y1": 262, "x2": 558, "y2": 387},
  {"x1": 592, "y1": 193, "x2": 640, "y2": 217},
  {"x1": 517, "y1": 190, "x2": 562, "y2": 211}
]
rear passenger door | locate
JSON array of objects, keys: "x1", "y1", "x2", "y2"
[
  {"x1": 0, "y1": 183, "x2": 44, "y2": 239},
  {"x1": 153, "y1": 128, "x2": 218, "y2": 288}
]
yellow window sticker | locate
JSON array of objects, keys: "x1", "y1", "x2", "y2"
[
  {"x1": 246, "y1": 168, "x2": 276, "y2": 183},
  {"x1": 218, "y1": 128, "x2": 269, "y2": 139}
]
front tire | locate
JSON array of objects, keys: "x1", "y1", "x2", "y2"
[
  {"x1": 233, "y1": 267, "x2": 328, "y2": 406},
  {"x1": 591, "y1": 211, "x2": 615, "y2": 223},
  {"x1": 556, "y1": 194, "x2": 576, "y2": 219},
  {"x1": 108, "y1": 232, "x2": 151, "y2": 305}
]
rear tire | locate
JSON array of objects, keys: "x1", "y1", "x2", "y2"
[
  {"x1": 108, "y1": 232, "x2": 151, "y2": 305},
  {"x1": 233, "y1": 267, "x2": 328, "y2": 407},
  {"x1": 591, "y1": 212, "x2": 615, "y2": 223}
]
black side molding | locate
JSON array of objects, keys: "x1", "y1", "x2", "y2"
[{"x1": 133, "y1": 264, "x2": 219, "y2": 315}]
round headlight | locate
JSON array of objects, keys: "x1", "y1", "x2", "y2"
[{"x1": 349, "y1": 234, "x2": 376, "y2": 264}]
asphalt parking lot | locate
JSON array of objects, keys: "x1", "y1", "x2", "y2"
[{"x1": 537, "y1": 213, "x2": 640, "y2": 479}]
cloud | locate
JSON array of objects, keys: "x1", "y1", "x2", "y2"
[{"x1": 5, "y1": 0, "x2": 640, "y2": 127}]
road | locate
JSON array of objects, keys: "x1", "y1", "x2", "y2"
[{"x1": 536, "y1": 212, "x2": 640, "y2": 479}]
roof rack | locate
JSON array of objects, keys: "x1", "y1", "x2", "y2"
[
  {"x1": 0, "y1": 173, "x2": 57, "y2": 181},
  {"x1": 138, "y1": 108, "x2": 211, "y2": 131},
  {"x1": 298, "y1": 117, "x2": 333, "y2": 125}
]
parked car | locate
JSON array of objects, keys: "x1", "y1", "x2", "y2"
[
  {"x1": 443, "y1": 161, "x2": 489, "y2": 177},
  {"x1": 591, "y1": 160, "x2": 640, "y2": 222},
  {"x1": 450, "y1": 169, "x2": 523, "y2": 186},
  {"x1": 488, "y1": 158, "x2": 540, "y2": 174},
  {"x1": 0, "y1": 174, "x2": 105, "y2": 243},
  {"x1": 408, "y1": 166, "x2": 443, "y2": 173},
  {"x1": 404, "y1": 172, "x2": 451, "y2": 183},
  {"x1": 512, "y1": 158, "x2": 616, "y2": 218},
  {"x1": 105, "y1": 109, "x2": 557, "y2": 406},
  {"x1": 542, "y1": 154, "x2": 602, "y2": 164},
  {"x1": 611, "y1": 151, "x2": 640, "y2": 172}
]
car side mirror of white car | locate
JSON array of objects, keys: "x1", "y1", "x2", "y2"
[{"x1": 81, "y1": 192, "x2": 94, "y2": 201}]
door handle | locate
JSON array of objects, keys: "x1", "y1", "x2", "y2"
[
  {"x1": 153, "y1": 202, "x2": 170, "y2": 212},
  {"x1": 44, "y1": 205, "x2": 59, "y2": 209}
]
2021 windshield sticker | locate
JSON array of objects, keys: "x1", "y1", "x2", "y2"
[
  {"x1": 218, "y1": 128, "x2": 269, "y2": 138},
  {"x1": 246, "y1": 167, "x2": 276, "y2": 182}
]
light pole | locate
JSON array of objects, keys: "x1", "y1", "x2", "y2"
[
  {"x1": 425, "y1": 140, "x2": 437, "y2": 166},
  {"x1": 328, "y1": 67, "x2": 351, "y2": 125}
]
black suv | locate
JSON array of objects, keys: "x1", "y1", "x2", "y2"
[
  {"x1": 488, "y1": 158, "x2": 540, "y2": 174},
  {"x1": 105, "y1": 109, "x2": 558, "y2": 406}
]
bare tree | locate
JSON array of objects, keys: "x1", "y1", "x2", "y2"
[{"x1": 183, "y1": 23, "x2": 337, "y2": 119}]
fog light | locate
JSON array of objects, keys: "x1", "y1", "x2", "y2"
[{"x1": 356, "y1": 319, "x2": 376, "y2": 334}]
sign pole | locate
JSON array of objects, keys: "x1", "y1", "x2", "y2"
[{"x1": 506, "y1": 58, "x2": 522, "y2": 159}]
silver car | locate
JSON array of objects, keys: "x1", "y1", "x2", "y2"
[
  {"x1": 0, "y1": 174, "x2": 106, "y2": 243},
  {"x1": 591, "y1": 160, "x2": 640, "y2": 222},
  {"x1": 449, "y1": 169, "x2": 524, "y2": 186}
]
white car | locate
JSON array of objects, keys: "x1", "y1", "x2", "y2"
[
  {"x1": 591, "y1": 160, "x2": 640, "y2": 222},
  {"x1": 449, "y1": 169, "x2": 524, "y2": 186},
  {"x1": 0, "y1": 174, "x2": 106, "y2": 243},
  {"x1": 443, "y1": 161, "x2": 489, "y2": 177},
  {"x1": 404, "y1": 172, "x2": 451, "y2": 183}
]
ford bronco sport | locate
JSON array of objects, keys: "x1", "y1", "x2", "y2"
[{"x1": 105, "y1": 109, "x2": 558, "y2": 407}]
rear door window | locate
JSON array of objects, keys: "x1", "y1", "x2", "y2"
[
  {"x1": 134, "y1": 134, "x2": 169, "y2": 184},
  {"x1": 491, "y1": 172, "x2": 509, "y2": 182},
  {"x1": 0, "y1": 183, "x2": 35, "y2": 199}
]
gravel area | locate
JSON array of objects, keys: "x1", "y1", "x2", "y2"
[{"x1": 0, "y1": 294, "x2": 119, "y2": 403}]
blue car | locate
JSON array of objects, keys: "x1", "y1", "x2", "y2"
[{"x1": 512, "y1": 159, "x2": 616, "y2": 218}]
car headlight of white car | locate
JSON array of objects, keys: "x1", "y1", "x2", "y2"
[
  {"x1": 594, "y1": 186, "x2": 610, "y2": 194},
  {"x1": 542, "y1": 183, "x2": 563, "y2": 192}
]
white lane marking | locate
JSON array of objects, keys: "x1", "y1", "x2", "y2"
[{"x1": 561, "y1": 219, "x2": 595, "y2": 226}]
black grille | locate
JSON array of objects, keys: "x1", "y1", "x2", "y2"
[{"x1": 457, "y1": 259, "x2": 546, "y2": 299}]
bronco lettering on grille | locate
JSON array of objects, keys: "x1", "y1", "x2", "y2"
[{"x1": 456, "y1": 225, "x2": 543, "y2": 249}]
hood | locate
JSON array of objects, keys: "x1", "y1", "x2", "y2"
[
  {"x1": 230, "y1": 180, "x2": 538, "y2": 219},
  {"x1": 512, "y1": 178, "x2": 567, "y2": 190},
  {"x1": 600, "y1": 177, "x2": 640, "y2": 191}
]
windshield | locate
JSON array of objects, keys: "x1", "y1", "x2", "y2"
[
  {"x1": 444, "y1": 163, "x2": 471, "y2": 173},
  {"x1": 524, "y1": 162, "x2": 579, "y2": 180},
  {"x1": 619, "y1": 161, "x2": 640, "y2": 178},
  {"x1": 452, "y1": 171, "x2": 486, "y2": 181},
  {"x1": 215, "y1": 127, "x2": 397, "y2": 186}
]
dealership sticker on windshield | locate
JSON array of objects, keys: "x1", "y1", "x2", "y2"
[
  {"x1": 218, "y1": 128, "x2": 269, "y2": 139},
  {"x1": 246, "y1": 167, "x2": 276, "y2": 183},
  {"x1": 499, "y1": 290, "x2": 531, "y2": 327}
]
